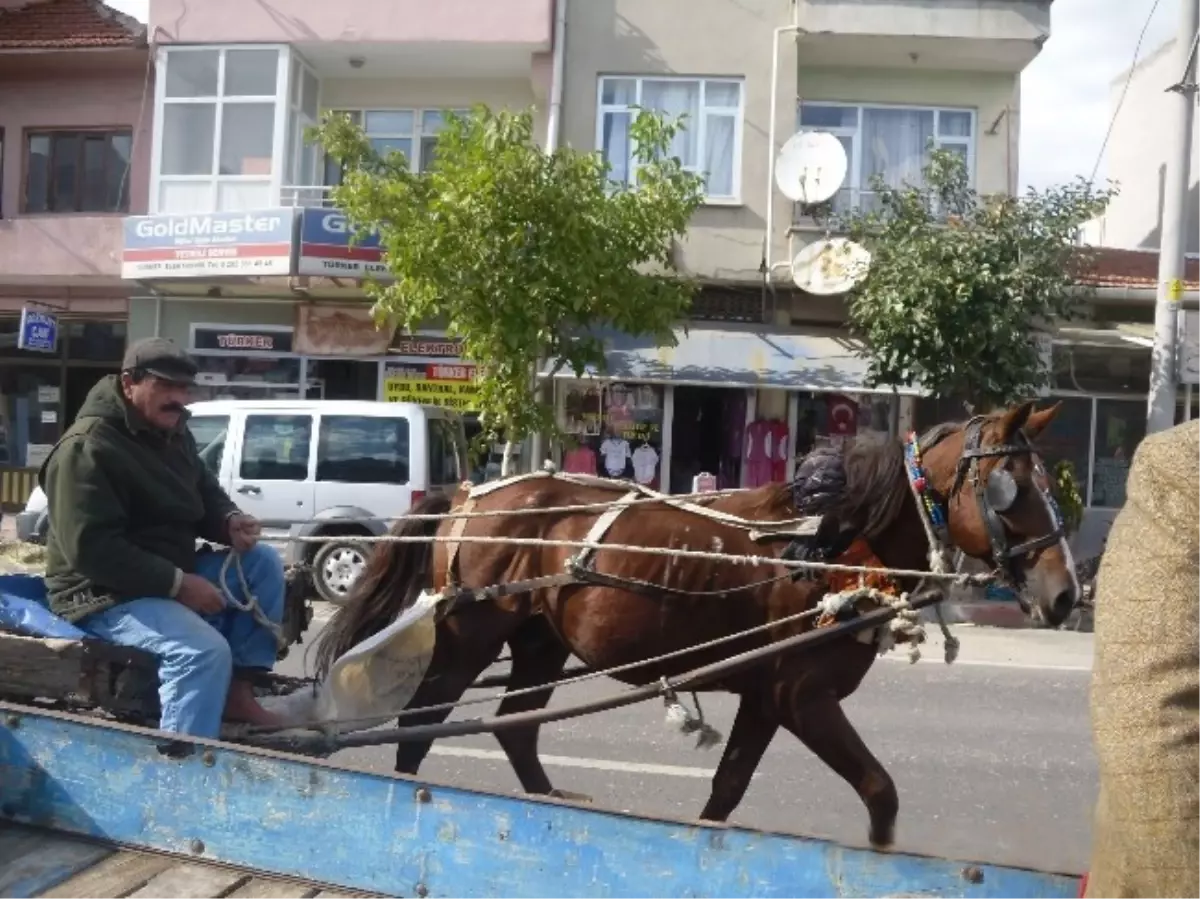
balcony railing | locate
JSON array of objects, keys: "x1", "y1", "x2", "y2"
[
  {"x1": 791, "y1": 188, "x2": 951, "y2": 228},
  {"x1": 280, "y1": 185, "x2": 338, "y2": 209}
]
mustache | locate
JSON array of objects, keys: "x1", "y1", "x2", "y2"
[{"x1": 159, "y1": 402, "x2": 185, "y2": 414}]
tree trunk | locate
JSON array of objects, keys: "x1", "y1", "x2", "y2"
[{"x1": 501, "y1": 440, "x2": 517, "y2": 477}]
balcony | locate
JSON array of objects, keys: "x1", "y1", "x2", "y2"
[
  {"x1": 0, "y1": 215, "x2": 123, "y2": 286},
  {"x1": 151, "y1": 0, "x2": 553, "y2": 78},
  {"x1": 795, "y1": 0, "x2": 1051, "y2": 72}
]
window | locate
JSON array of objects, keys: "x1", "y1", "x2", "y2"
[
  {"x1": 156, "y1": 46, "x2": 286, "y2": 213},
  {"x1": 797, "y1": 103, "x2": 975, "y2": 214},
  {"x1": 24, "y1": 130, "x2": 132, "y2": 213},
  {"x1": 239, "y1": 414, "x2": 312, "y2": 481},
  {"x1": 321, "y1": 108, "x2": 468, "y2": 190},
  {"x1": 428, "y1": 418, "x2": 465, "y2": 486},
  {"x1": 597, "y1": 76, "x2": 743, "y2": 202},
  {"x1": 1091, "y1": 399, "x2": 1144, "y2": 508},
  {"x1": 188, "y1": 414, "x2": 229, "y2": 475},
  {"x1": 316, "y1": 415, "x2": 409, "y2": 485}
]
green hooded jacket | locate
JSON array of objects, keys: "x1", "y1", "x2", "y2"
[{"x1": 39, "y1": 375, "x2": 238, "y2": 621}]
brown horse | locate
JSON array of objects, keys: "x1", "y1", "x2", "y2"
[{"x1": 314, "y1": 401, "x2": 1076, "y2": 847}]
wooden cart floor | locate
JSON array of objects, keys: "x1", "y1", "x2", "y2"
[{"x1": 0, "y1": 824, "x2": 373, "y2": 899}]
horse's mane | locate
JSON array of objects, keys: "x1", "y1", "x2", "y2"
[
  {"x1": 797, "y1": 419, "x2": 969, "y2": 542},
  {"x1": 311, "y1": 493, "x2": 453, "y2": 680}
]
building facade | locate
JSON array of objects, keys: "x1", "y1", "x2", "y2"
[
  {"x1": 113, "y1": 0, "x2": 1053, "y2": 505},
  {"x1": 0, "y1": 0, "x2": 149, "y2": 508}
]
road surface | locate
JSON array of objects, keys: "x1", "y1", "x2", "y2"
[{"x1": 282, "y1": 614, "x2": 1097, "y2": 876}]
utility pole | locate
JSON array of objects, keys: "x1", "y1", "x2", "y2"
[{"x1": 1146, "y1": 0, "x2": 1199, "y2": 434}]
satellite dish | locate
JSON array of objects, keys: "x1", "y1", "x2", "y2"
[
  {"x1": 791, "y1": 237, "x2": 871, "y2": 295},
  {"x1": 775, "y1": 131, "x2": 848, "y2": 205}
]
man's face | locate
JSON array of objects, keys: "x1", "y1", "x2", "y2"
[{"x1": 121, "y1": 371, "x2": 191, "y2": 431}]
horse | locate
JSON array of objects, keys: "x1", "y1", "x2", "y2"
[{"x1": 314, "y1": 401, "x2": 1077, "y2": 847}]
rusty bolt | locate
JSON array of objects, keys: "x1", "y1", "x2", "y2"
[
  {"x1": 190, "y1": 839, "x2": 205, "y2": 855},
  {"x1": 415, "y1": 787, "x2": 432, "y2": 804},
  {"x1": 415, "y1": 884, "x2": 429, "y2": 898},
  {"x1": 201, "y1": 751, "x2": 216, "y2": 767},
  {"x1": 4, "y1": 714, "x2": 19, "y2": 729},
  {"x1": 962, "y1": 866, "x2": 984, "y2": 884}
]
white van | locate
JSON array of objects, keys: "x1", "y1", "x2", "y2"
[{"x1": 17, "y1": 399, "x2": 468, "y2": 605}]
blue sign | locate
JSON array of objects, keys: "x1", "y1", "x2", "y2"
[
  {"x1": 297, "y1": 208, "x2": 389, "y2": 279},
  {"x1": 121, "y1": 208, "x2": 298, "y2": 280},
  {"x1": 17, "y1": 308, "x2": 57, "y2": 353}
]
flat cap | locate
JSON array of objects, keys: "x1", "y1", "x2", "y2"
[{"x1": 122, "y1": 337, "x2": 198, "y2": 385}]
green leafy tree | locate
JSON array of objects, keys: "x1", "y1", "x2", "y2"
[
  {"x1": 834, "y1": 149, "x2": 1116, "y2": 408},
  {"x1": 313, "y1": 105, "x2": 704, "y2": 466}
]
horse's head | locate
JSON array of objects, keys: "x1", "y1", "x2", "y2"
[{"x1": 917, "y1": 401, "x2": 1078, "y2": 626}]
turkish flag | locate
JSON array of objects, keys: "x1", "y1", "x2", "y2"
[{"x1": 827, "y1": 394, "x2": 859, "y2": 437}]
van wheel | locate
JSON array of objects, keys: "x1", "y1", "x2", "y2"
[{"x1": 312, "y1": 539, "x2": 369, "y2": 606}]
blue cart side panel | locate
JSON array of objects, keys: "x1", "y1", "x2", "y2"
[{"x1": 0, "y1": 706, "x2": 1081, "y2": 899}]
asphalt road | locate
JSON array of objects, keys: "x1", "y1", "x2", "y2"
[{"x1": 281, "y1": 615, "x2": 1097, "y2": 876}]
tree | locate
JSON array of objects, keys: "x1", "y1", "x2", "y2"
[
  {"x1": 834, "y1": 148, "x2": 1116, "y2": 408},
  {"x1": 313, "y1": 105, "x2": 705, "y2": 467}
]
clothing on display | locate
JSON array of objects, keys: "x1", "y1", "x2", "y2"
[
  {"x1": 563, "y1": 444, "x2": 597, "y2": 476},
  {"x1": 631, "y1": 443, "x2": 659, "y2": 485},
  {"x1": 599, "y1": 436, "x2": 631, "y2": 477},
  {"x1": 563, "y1": 385, "x2": 602, "y2": 435},
  {"x1": 744, "y1": 417, "x2": 788, "y2": 488}
]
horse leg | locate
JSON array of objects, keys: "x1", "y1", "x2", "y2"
[
  {"x1": 777, "y1": 693, "x2": 899, "y2": 849},
  {"x1": 699, "y1": 693, "x2": 778, "y2": 822},
  {"x1": 491, "y1": 618, "x2": 584, "y2": 800},
  {"x1": 393, "y1": 625, "x2": 511, "y2": 777}
]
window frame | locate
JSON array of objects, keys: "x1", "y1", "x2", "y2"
[
  {"x1": 320, "y1": 107, "x2": 470, "y2": 189},
  {"x1": 150, "y1": 43, "x2": 293, "y2": 214},
  {"x1": 796, "y1": 101, "x2": 977, "y2": 213},
  {"x1": 315, "y1": 413, "x2": 411, "y2": 486},
  {"x1": 595, "y1": 74, "x2": 746, "y2": 205},
  {"x1": 1038, "y1": 392, "x2": 1149, "y2": 511},
  {"x1": 237, "y1": 412, "x2": 314, "y2": 482},
  {"x1": 21, "y1": 127, "x2": 133, "y2": 215}
]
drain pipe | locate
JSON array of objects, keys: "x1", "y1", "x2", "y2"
[
  {"x1": 764, "y1": 17, "x2": 806, "y2": 285},
  {"x1": 524, "y1": 0, "x2": 568, "y2": 476}
]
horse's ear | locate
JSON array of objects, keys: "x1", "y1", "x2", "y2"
[
  {"x1": 1022, "y1": 401, "x2": 1062, "y2": 439},
  {"x1": 998, "y1": 400, "x2": 1036, "y2": 441}
]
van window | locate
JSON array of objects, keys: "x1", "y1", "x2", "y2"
[
  {"x1": 188, "y1": 415, "x2": 229, "y2": 476},
  {"x1": 428, "y1": 418, "x2": 465, "y2": 485},
  {"x1": 317, "y1": 415, "x2": 409, "y2": 485},
  {"x1": 240, "y1": 414, "x2": 312, "y2": 481}
]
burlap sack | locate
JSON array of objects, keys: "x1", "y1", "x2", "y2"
[{"x1": 1086, "y1": 420, "x2": 1199, "y2": 898}]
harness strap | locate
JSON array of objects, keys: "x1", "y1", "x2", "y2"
[{"x1": 443, "y1": 496, "x2": 476, "y2": 586}]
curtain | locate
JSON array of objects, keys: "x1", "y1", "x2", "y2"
[
  {"x1": 704, "y1": 113, "x2": 736, "y2": 197},
  {"x1": 601, "y1": 111, "x2": 632, "y2": 185},
  {"x1": 641, "y1": 80, "x2": 699, "y2": 166},
  {"x1": 860, "y1": 108, "x2": 934, "y2": 208}
]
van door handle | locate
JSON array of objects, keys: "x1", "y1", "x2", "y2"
[{"x1": 237, "y1": 485, "x2": 261, "y2": 496}]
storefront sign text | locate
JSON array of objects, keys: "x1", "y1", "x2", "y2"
[
  {"x1": 17, "y1": 309, "x2": 57, "y2": 353},
  {"x1": 193, "y1": 327, "x2": 293, "y2": 354},
  {"x1": 384, "y1": 363, "x2": 480, "y2": 412},
  {"x1": 121, "y1": 209, "x2": 297, "y2": 280},
  {"x1": 391, "y1": 336, "x2": 465, "y2": 358},
  {"x1": 296, "y1": 209, "x2": 392, "y2": 280}
]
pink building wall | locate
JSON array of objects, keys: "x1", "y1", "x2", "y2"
[
  {"x1": 150, "y1": 0, "x2": 553, "y2": 47},
  {"x1": 0, "y1": 52, "x2": 152, "y2": 282}
]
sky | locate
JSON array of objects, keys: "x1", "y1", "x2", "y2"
[{"x1": 104, "y1": 0, "x2": 1176, "y2": 193}]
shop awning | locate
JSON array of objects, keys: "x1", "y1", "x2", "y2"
[{"x1": 539, "y1": 327, "x2": 919, "y2": 396}]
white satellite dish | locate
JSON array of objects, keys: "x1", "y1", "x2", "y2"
[
  {"x1": 791, "y1": 237, "x2": 871, "y2": 295},
  {"x1": 775, "y1": 131, "x2": 848, "y2": 205}
]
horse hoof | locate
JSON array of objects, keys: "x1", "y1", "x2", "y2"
[
  {"x1": 869, "y1": 827, "x2": 895, "y2": 852},
  {"x1": 549, "y1": 789, "x2": 593, "y2": 804}
]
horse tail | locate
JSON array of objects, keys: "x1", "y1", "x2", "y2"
[{"x1": 312, "y1": 493, "x2": 453, "y2": 680}]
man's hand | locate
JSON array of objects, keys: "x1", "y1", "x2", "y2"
[
  {"x1": 228, "y1": 512, "x2": 261, "y2": 552},
  {"x1": 176, "y1": 573, "x2": 225, "y2": 616}
]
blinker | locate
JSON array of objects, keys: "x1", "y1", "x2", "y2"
[{"x1": 985, "y1": 468, "x2": 1019, "y2": 512}]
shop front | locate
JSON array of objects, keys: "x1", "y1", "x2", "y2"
[
  {"x1": 547, "y1": 326, "x2": 911, "y2": 496},
  {"x1": 0, "y1": 312, "x2": 127, "y2": 510}
]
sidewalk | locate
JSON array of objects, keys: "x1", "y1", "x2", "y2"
[{"x1": 908, "y1": 622, "x2": 1094, "y2": 670}]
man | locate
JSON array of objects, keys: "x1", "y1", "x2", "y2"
[
  {"x1": 1085, "y1": 419, "x2": 1198, "y2": 898},
  {"x1": 40, "y1": 337, "x2": 286, "y2": 739}
]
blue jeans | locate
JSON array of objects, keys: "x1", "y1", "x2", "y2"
[{"x1": 78, "y1": 544, "x2": 286, "y2": 739}]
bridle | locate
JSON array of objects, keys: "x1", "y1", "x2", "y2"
[{"x1": 908, "y1": 416, "x2": 1066, "y2": 587}]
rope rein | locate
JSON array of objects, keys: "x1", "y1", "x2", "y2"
[{"x1": 217, "y1": 551, "x2": 287, "y2": 651}]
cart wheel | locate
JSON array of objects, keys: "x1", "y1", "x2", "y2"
[{"x1": 312, "y1": 539, "x2": 369, "y2": 606}]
